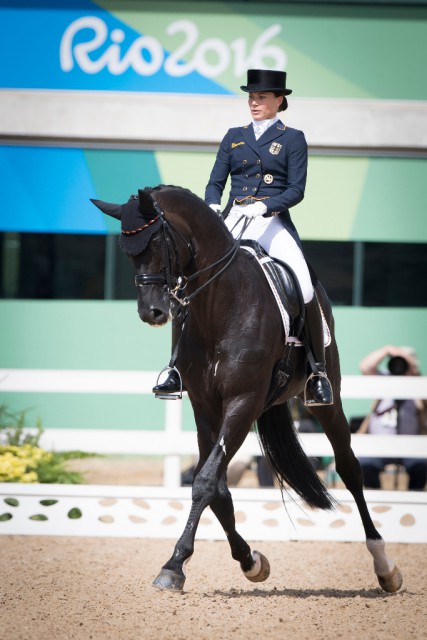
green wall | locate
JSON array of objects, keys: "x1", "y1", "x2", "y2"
[
  {"x1": 87, "y1": 150, "x2": 427, "y2": 243},
  {"x1": 1, "y1": 301, "x2": 426, "y2": 433}
]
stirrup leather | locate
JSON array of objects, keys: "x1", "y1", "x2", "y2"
[{"x1": 154, "y1": 366, "x2": 183, "y2": 400}]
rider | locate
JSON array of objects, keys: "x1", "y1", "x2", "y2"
[{"x1": 153, "y1": 68, "x2": 333, "y2": 406}]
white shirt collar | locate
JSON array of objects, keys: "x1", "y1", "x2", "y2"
[{"x1": 252, "y1": 116, "x2": 279, "y2": 139}]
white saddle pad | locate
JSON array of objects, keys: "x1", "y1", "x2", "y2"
[{"x1": 241, "y1": 245, "x2": 331, "y2": 347}]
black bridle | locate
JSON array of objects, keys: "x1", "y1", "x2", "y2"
[{"x1": 134, "y1": 201, "x2": 249, "y2": 315}]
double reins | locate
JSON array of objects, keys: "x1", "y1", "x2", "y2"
[{"x1": 134, "y1": 201, "x2": 250, "y2": 310}]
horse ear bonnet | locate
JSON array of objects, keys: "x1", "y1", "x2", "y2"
[{"x1": 118, "y1": 191, "x2": 163, "y2": 256}]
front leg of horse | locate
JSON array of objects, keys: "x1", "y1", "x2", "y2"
[
  {"x1": 153, "y1": 443, "x2": 269, "y2": 591},
  {"x1": 152, "y1": 478, "x2": 214, "y2": 591},
  {"x1": 210, "y1": 474, "x2": 270, "y2": 583},
  {"x1": 152, "y1": 446, "x2": 226, "y2": 592}
]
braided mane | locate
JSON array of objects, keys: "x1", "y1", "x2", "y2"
[{"x1": 143, "y1": 184, "x2": 207, "y2": 208}]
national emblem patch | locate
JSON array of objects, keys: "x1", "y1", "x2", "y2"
[{"x1": 269, "y1": 142, "x2": 282, "y2": 155}]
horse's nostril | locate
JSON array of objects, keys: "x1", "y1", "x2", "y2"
[
  {"x1": 139, "y1": 305, "x2": 168, "y2": 326},
  {"x1": 152, "y1": 308, "x2": 164, "y2": 320}
]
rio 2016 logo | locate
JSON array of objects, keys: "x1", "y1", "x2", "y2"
[{"x1": 60, "y1": 16, "x2": 287, "y2": 79}]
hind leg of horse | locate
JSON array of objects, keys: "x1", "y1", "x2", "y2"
[
  {"x1": 209, "y1": 471, "x2": 270, "y2": 583},
  {"x1": 309, "y1": 400, "x2": 403, "y2": 593}
]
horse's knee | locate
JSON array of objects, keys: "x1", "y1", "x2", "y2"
[{"x1": 191, "y1": 472, "x2": 219, "y2": 504}]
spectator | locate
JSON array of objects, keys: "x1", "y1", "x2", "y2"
[{"x1": 356, "y1": 345, "x2": 427, "y2": 490}]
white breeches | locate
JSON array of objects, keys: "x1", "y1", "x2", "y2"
[{"x1": 226, "y1": 205, "x2": 314, "y2": 304}]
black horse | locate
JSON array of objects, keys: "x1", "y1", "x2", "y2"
[{"x1": 92, "y1": 185, "x2": 402, "y2": 594}]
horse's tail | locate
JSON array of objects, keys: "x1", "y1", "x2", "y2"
[{"x1": 256, "y1": 403, "x2": 335, "y2": 510}]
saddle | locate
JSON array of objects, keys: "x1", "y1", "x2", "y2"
[{"x1": 240, "y1": 240, "x2": 305, "y2": 341}]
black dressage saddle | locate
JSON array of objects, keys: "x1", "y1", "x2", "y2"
[{"x1": 240, "y1": 239, "x2": 305, "y2": 339}]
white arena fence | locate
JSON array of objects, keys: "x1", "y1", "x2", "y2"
[{"x1": 0, "y1": 369, "x2": 426, "y2": 543}]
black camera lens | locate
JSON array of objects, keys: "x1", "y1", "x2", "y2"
[{"x1": 387, "y1": 356, "x2": 409, "y2": 376}]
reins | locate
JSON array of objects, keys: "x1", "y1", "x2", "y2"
[
  {"x1": 134, "y1": 200, "x2": 250, "y2": 314},
  {"x1": 171, "y1": 216, "x2": 250, "y2": 307}
]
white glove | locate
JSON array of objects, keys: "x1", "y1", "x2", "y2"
[
  {"x1": 209, "y1": 204, "x2": 222, "y2": 215},
  {"x1": 242, "y1": 201, "x2": 267, "y2": 219}
]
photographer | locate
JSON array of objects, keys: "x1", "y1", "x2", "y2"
[{"x1": 356, "y1": 345, "x2": 427, "y2": 490}]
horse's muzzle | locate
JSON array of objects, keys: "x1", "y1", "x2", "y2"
[{"x1": 138, "y1": 304, "x2": 169, "y2": 326}]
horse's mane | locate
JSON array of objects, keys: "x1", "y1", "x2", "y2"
[
  {"x1": 143, "y1": 184, "x2": 208, "y2": 209},
  {"x1": 141, "y1": 184, "x2": 230, "y2": 236}
]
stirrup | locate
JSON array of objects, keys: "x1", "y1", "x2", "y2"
[
  {"x1": 154, "y1": 366, "x2": 183, "y2": 400},
  {"x1": 304, "y1": 371, "x2": 333, "y2": 407}
]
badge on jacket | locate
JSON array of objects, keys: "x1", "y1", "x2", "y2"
[{"x1": 269, "y1": 142, "x2": 282, "y2": 155}]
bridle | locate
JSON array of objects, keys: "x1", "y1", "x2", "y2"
[{"x1": 134, "y1": 201, "x2": 249, "y2": 318}]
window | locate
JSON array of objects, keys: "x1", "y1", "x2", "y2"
[
  {"x1": 0, "y1": 232, "x2": 138, "y2": 300},
  {"x1": 302, "y1": 241, "x2": 354, "y2": 306},
  {"x1": 1, "y1": 232, "x2": 425, "y2": 307},
  {"x1": 363, "y1": 242, "x2": 427, "y2": 307}
]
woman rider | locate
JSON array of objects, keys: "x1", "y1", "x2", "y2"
[{"x1": 153, "y1": 68, "x2": 333, "y2": 406}]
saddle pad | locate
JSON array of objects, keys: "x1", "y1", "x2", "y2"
[
  {"x1": 241, "y1": 244, "x2": 291, "y2": 337},
  {"x1": 241, "y1": 245, "x2": 331, "y2": 347}
]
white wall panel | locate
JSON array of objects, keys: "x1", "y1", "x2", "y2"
[{"x1": 1, "y1": 90, "x2": 426, "y2": 151}]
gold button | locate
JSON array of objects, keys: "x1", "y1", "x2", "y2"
[{"x1": 243, "y1": 160, "x2": 248, "y2": 165}]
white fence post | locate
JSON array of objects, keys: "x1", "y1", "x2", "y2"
[{"x1": 163, "y1": 399, "x2": 184, "y2": 488}]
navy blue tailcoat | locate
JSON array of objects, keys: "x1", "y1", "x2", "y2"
[{"x1": 205, "y1": 120, "x2": 308, "y2": 244}]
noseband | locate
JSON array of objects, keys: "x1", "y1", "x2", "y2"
[{"x1": 134, "y1": 201, "x2": 248, "y2": 318}]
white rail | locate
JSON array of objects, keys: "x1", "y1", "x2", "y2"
[
  {"x1": 1, "y1": 368, "x2": 427, "y2": 398},
  {"x1": 1, "y1": 369, "x2": 426, "y2": 542},
  {"x1": 1, "y1": 369, "x2": 427, "y2": 488}
]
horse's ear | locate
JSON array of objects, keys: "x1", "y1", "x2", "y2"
[
  {"x1": 90, "y1": 198, "x2": 121, "y2": 220},
  {"x1": 138, "y1": 189, "x2": 157, "y2": 216}
]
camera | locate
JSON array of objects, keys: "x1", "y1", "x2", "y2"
[{"x1": 387, "y1": 355, "x2": 409, "y2": 376}]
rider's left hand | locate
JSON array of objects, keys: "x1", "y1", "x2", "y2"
[{"x1": 242, "y1": 201, "x2": 267, "y2": 218}]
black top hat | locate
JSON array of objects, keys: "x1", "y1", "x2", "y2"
[{"x1": 240, "y1": 69, "x2": 292, "y2": 95}]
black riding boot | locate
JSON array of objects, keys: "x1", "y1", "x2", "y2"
[
  {"x1": 152, "y1": 368, "x2": 182, "y2": 395},
  {"x1": 303, "y1": 297, "x2": 333, "y2": 406},
  {"x1": 152, "y1": 324, "x2": 184, "y2": 397}
]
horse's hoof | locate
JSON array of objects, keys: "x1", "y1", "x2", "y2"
[
  {"x1": 243, "y1": 550, "x2": 270, "y2": 583},
  {"x1": 152, "y1": 569, "x2": 185, "y2": 592},
  {"x1": 377, "y1": 565, "x2": 403, "y2": 593}
]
